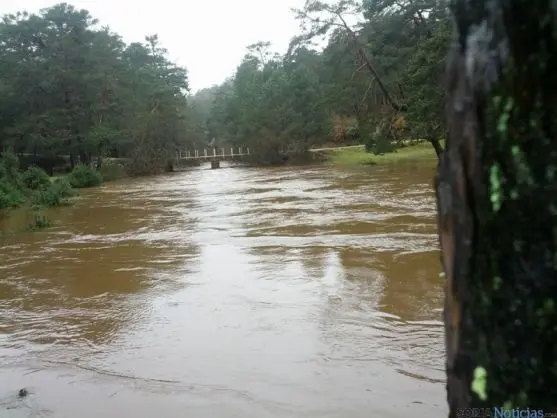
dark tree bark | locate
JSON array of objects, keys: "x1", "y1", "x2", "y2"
[
  {"x1": 429, "y1": 137, "x2": 443, "y2": 158},
  {"x1": 437, "y1": 0, "x2": 557, "y2": 415}
]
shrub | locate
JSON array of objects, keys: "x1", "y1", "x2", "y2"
[
  {"x1": 0, "y1": 179, "x2": 25, "y2": 209},
  {"x1": 34, "y1": 187, "x2": 60, "y2": 207},
  {"x1": 52, "y1": 177, "x2": 77, "y2": 199},
  {"x1": 33, "y1": 177, "x2": 77, "y2": 207},
  {"x1": 28, "y1": 213, "x2": 51, "y2": 230},
  {"x1": 364, "y1": 125, "x2": 396, "y2": 155},
  {"x1": 68, "y1": 164, "x2": 103, "y2": 188},
  {"x1": 0, "y1": 153, "x2": 79, "y2": 229},
  {"x1": 22, "y1": 166, "x2": 51, "y2": 190},
  {"x1": 0, "y1": 150, "x2": 23, "y2": 187}
]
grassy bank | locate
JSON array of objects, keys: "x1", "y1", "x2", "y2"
[{"x1": 323, "y1": 141, "x2": 443, "y2": 167}]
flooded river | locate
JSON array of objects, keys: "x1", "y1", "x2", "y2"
[{"x1": 0, "y1": 162, "x2": 446, "y2": 417}]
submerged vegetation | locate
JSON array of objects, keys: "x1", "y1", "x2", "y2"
[
  {"x1": 0, "y1": 149, "x2": 110, "y2": 226},
  {"x1": 67, "y1": 164, "x2": 103, "y2": 188},
  {"x1": 0, "y1": 150, "x2": 111, "y2": 232},
  {"x1": 0, "y1": 151, "x2": 77, "y2": 211}
]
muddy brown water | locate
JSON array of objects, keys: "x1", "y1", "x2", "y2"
[{"x1": 0, "y1": 161, "x2": 446, "y2": 417}]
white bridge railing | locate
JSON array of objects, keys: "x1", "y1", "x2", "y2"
[
  {"x1": 177, "y1": 147, "x2": 251, "y2": 160},
  {"x1": 175, "y1": 145, "x2": 368, "y2": 160}
]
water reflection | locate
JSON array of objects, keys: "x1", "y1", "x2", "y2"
[{"x1": 0, "y1": 162, "x2": 446, "y2": 417}]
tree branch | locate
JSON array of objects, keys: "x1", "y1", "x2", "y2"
[
  {"x1": 333, "y1": 10, "x2": 407, "y2": 112},
  {"x1": 350, "y1": 63, "x2": 366, "y2": 81}
]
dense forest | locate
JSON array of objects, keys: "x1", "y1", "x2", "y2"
[
  {"x1": 194, "y1": 0, "x2": 451, "y2": 161},
  {"x1": 0, "y1": 3, "x2": 196, "y2": 175},
  {"x1": 0, "y1": 0, "x2": 450, "y2": 172}
]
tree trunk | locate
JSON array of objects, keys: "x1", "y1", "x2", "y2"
[
  {"x1": 428, "y1": 137, "x2": 443, "y2": 159},
  {"x1": 437, "y1": 0, "x2": 557, "y2": 415},
  {"x1": 79, "y1": 151, "x2": 89, "y2": 166},
  {"x1": 96, "y1": 142, "x2": 103, "y2": 170}
]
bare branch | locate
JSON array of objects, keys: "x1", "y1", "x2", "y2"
[
  {"x1": 350, "y1": 63, "x2": 366, "y2": 81},
  {"x1": 360, "y1": 78, "x2": 375, "y2": 104},
  {"x1": 397, "y1": 83, "x2": 405, "y2": 100}
]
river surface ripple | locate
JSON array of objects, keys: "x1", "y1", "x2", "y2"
[{"x1": 0, "y1": 162, "x2": 446, "y2": 417}]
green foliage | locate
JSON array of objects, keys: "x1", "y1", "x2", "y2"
[
  {"x1": 28, "y1": 214, "x2": 52, "y2": 230},
  {"x1": 203, "y1": 46, "x2": 330, "y2": 161},
  {"x1": 0, "y1": 179, "x2": 25, "y2": 209},
  {"x1": 402, "y1": 9, "x2": 452, "y2": 140},
  {"x1": 194, "y1": 0, "x2": 450, "y2": 159},
  {"x1": 0, "y1": 4, "x2": 191, "y2": 175},
  {"x1": 0, "y1": 1, "x2": 449, "y2": 166},
  {"x1": 51, "y1": 177, "x2": 77, "y2": 199},
  {"x1": 0, "y1": 153, "x2": 78, "y2": 211},
  {"x1": 22, "y1": 166, "x2": 51, "y2": 190},
  {"x1": 0, "y1": 151, "x2": 23, "y2": 187},
  {"x1": 33, "y1": 188, "x2": 61, "y2": 207},
  {"x1": 67, "y1": 164, "x2": 103, "y2": 188},
  {"x1": 0, "y1": 151, "x2": 25, "y2": 209},
  {"x1": 367, "y1": 134, "x2": 396, "y2": 155},
  {"x1": 33, "y1": 177, "x2": 77, "y2": 207}
]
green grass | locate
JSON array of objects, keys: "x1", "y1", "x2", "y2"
[{"x1": 324, "y1": 140, "x2": 443, "y2": 167}]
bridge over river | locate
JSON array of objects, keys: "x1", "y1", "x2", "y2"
[{"x1": 174, "y1": 145, "x2": 364, "y2": 168}]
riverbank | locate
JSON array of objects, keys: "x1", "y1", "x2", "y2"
[
  {"x1": 0, "y1": 153, "x2": 110, "y2": 232},
  {"x1": 322, "y1": 141, "x2": 442, "y2": 167}
]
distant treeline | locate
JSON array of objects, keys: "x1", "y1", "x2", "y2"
[{"x1": 0, "y1": 0, "x2": 450, "y2": 172}]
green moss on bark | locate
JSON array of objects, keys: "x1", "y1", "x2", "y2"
[{"x1": 440, "y1": 0, "x2": 557, "y2": 413}]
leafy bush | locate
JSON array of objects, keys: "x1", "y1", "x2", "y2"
[
  {"x1": 0, "y1": 179, "x2": 25, "y2": 209},
  {"x1": 33, "y1": 177, "x2": 77, "y2": 207},
  {"x1": 0, "y1": 151, "x2": 23, "y2": 188},
  {"x1": 68, "y1": 164, "x2": 103, "y2": 188},
  {"x1": 51, "y1": 177, "x2": 77, "y2": 199},
  {"x1": 364, "y1": 124, "x2": 396, "y2": 155},
  {"x1": 22, "y1": 165, "x2": 51, "y2": 190},
  {"x1": 0, "y1": 153, "x2": 79, "y2": 212}
]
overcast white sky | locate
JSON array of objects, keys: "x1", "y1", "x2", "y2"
[{"x1": 1, "y1": 0, "x2": 308, "y2": 92}]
